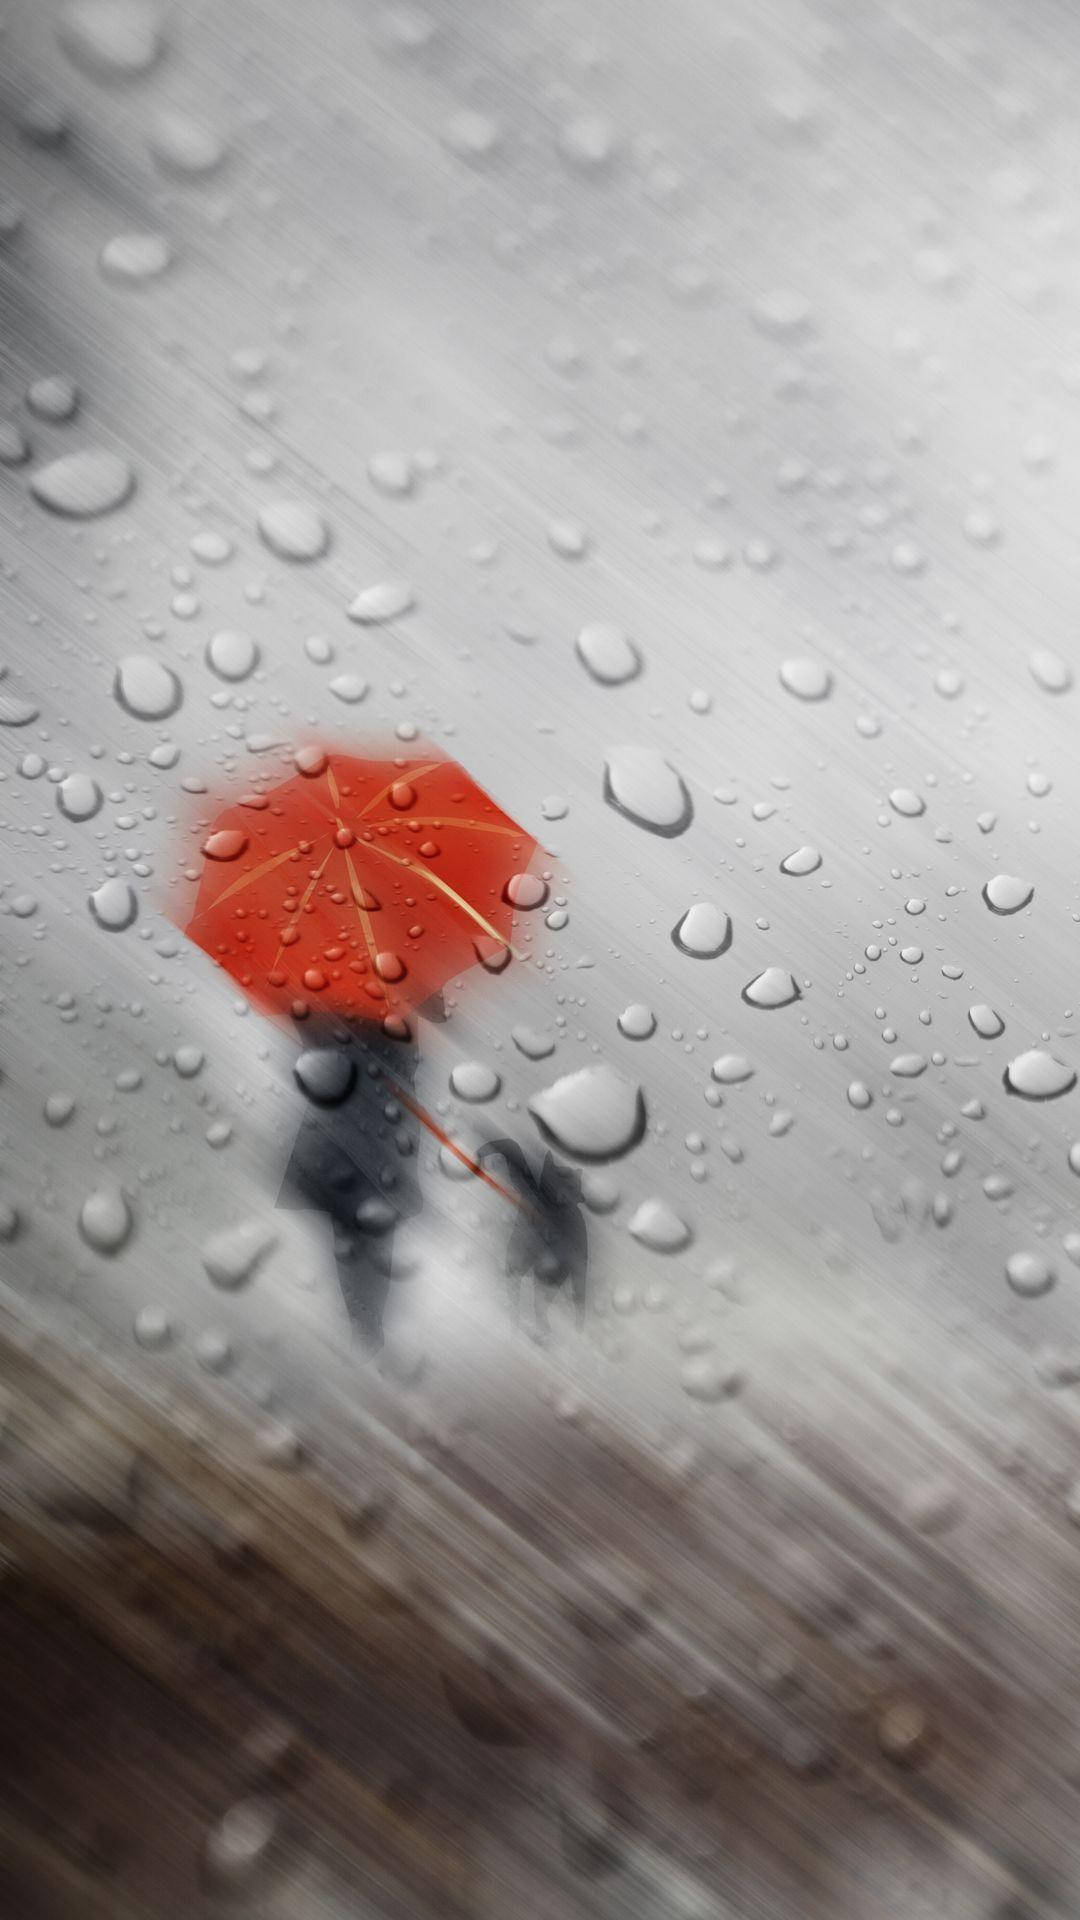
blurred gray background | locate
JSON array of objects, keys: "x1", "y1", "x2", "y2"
[{"x1": 4, "y1": 0, "x2": 1080, "y2": 1912}]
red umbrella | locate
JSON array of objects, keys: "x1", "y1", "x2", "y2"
[{"x1": 179, "y1": 744, "x2": 546, "y2": 1204}]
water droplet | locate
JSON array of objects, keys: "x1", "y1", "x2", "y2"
[
  {"x1": 847, "y1": 1080, "x2": 872, "y2": 1108},
  {"x1": 680, "y1": 1354, "x2": 741, "y2": 1401},
  {"x1": 982, "y1": 873, "x2": 1033, "y2": 914},
  {"x1": 529, "y1": 1063, "x2": 645, "y2": 1161},
  {"x1": 88, "y1": 877, "x2": 137, "y2": 931},
  {"x1": 711, "y1": 1053, "x2": 753, "y2": 1083},
  {"x1": 294, "y1": 1049, "x2": 356, "y2": 1106},
  {"x1": 742, "y1": 967, "x2": 801, "y2": 1009},
  {"x1": 628, "y1": 1198, "x2": 691, "y2": 1252},
  {"x1": 174, "y1": 1044, "x2": 204, "y2": 1078},
  {"x1": 0, "y1": 690, "x2": 39, "y2": 726},
  {"x1": 442, "y1": 109, "x2": 501, "y2": 161},
  {"x1": 889, "y1": 788, "x2": 925, "y2": 817},
  {"x1": 672, "y1": 903, "x2": 732, "y2": 957},
  {"x1": 347, "y1": 580, "x2": 416, "y2": 623},
  {"x1": 27, "y1": 375, "x2": 79, "y2": 421},
  {"x1": 256, "y1": 499, "x2": 329, "y2": 561},
  {"x1": 58, "y1": 0, "x2": 164, "y2": 79},
  {"x1": 195, "y1": 1329, "x2": 232, "y2": 1371},
  {"x1": 1003, "y1": 1049, "x2": 1076, "y2": 1099},
  {"x1": 890, "y1": 1053, "x2": 927, "y2": 1077},
  {"x1": 780, "y1": 845, "x2": 821, "y2": 875},
  {"x1": 968, "y1": 1004, "x2": 1004, "y2": 1038},
  {"x1": 368, "y1": 450, "x2": 415, "y2": 495},
  {"x1": 114, "y1": 653, "x2": 182, "y2": 718},
  {"x1": 329, "y1": 672, "x2": 368, "y2": 704},
  {"x1": 779, "y1": 657, "x2": 832, "y2": 701},
  {"x1": 30, "y1": 448, "x2": 134, "y2": 516},
  {"x1": 558, "y1": 113, "x2": 617, "y2": 169},
  {"x1": 450, "y1": 1060, "x2": 501, "y2": 1102},
  {"x1": 603, "y1": 745, "x2": 692, "y2": 835},
  {"x1": 79, "y1": 1183, "x2": 132, "y2": 1254},
  {"x1": 99, "y1": 231, "x2": 171, "y2": 283},
  {"x1": 575, "y1": 623, "x2": 641, "y2": 685},
  {"x1": 204, "y1": 1798, "x2": 278, "y2": 1885},
  {"x1": 504, "y1": 871, "x2": 547, "y2": 909},
  {"x1": 202, "y1": 828, "x2": 248, "y2": 861},
  {"x1": 1006, "y1": 1250, "x2": 1055, "y2": 1297},
  {"x1": 57, "y1": 772, "x2": 103, "y2": 821},
  {"x1": 511, "y1": 1024, "x2": 555, "y2": 1059},
  {"x1": 148, "y1": 109, "x2": 226, "y2": 176},
  {"x1": 1029, "y1": 647, "x2": 1072, "y2": 693},
  {"x1": 202, "y1": 1219, "x2": 276, "y2": 1289},
  {"x1": 207, "y1": 633, "x2": 260, "y2": 689},
  {"x1": 134, "y1": 1306, "x2": 171, "y2": 1348},
  {"x1": 618, "y1": 1003, "x2": 655, "y2": 1040},
  {"x1": 44, "y1": 1092, "x2": 76, "y2": 1126}
]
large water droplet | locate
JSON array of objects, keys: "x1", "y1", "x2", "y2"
[
  {"x1": 889, "y1": 788, "x2": 925, "y2": 818},
  {"x1": 780, "y1": 845, "x2": 821, "y2": 876},
  {"x1": 1005, "y1": 1250, "x2": 1055, "y2": 1297},
  {"x1": 294, "y1": 1049, "x2": 356, "y2": 1106},
  {"x1": 680, "y1": 1354, "x2": 740, "y2": 1401},
  {"x1": 742, "y1": 967, "x2": 801, "y2": 1009},
  {"x1": 982, "y1": 873, "x2": 1033, "y2": 914},
  {"x1": 148, "y1": 109, "x2": 226, "y2": 176},
  {"x1": 30, "y1": 448, "x2": 134, "y2": 516},
  {"x1": 618, "y1": 1003, "x2": 655, "y2": 1040},
  {"x1": 57, "y1": 772, "x2": 103, "y2": 821},
  {"x1": 202, "y1": 828, "x2": 248, "y2": 861},
  {"x1": 206, "y1": 629, "x2": 258, "y2": 681},
  {"x1": 576, "y1": 623, "x2": 641, "y2": 685},
  {"x1": 79, "y1": 1183, "x2": 133, "y2": 1253},
  {"x1": 1003, "y1": 1049, "x2": 1076, "y2": 1099},
  {"x1": 512, "y1": 1024, "x2": 556, "y2": 1059},
  {"x1": 257, "y1": 499, "x2": 329, "y2": 561},
  {"x1": 1029, "y1": 647, "x2": 1072, "y2": 693},
  {"x1": 529, "y1": 1063, "x2": 645, "y2": 1160},
  {"x1": 99, "y1": 231, "x2": 171, "y2": 283},
  {"x1": 968, "y1": 1003, "x2": 1004, "y2": 1038},
  {"x1": 88, "y1": 877, "x2": 138, "y2": 931},
  {"x1": 779, "y1": 657, "x2": 832, "y2": 701},
  {"x1": 114, "y1": 653, "x2": 182, "y2": 718},
  {"x1": 890, "y1": 1053, "x2": 927, "y2": 1078},
  {"x1": 711, "y1": 1053, "x2": 753, "y2": 1084},
  {"x1": 603, "y1": 745, "x2": 692, "y2": 836},
  {"x1": 450, "y1": 1060, "x2": 501, "y2": 1102},
  {"x1": 202, "y1": 1219, "x2": 277, "y2": 1289},
  {"x1": 347, "y1": 580, "x2": 416, "y2": 623},
  {"x1": 0, "y1": 690, "x2": 40, "y2": 726},
  {"x1": 58, "y1": 0, "x2": 164, "y2": 79},
  {"x1": 628, "y1": 1198, "x2": 691, "y2": 1252},
  {"x1": 672, "y1": 903, "x2": 731, "y2": 957}
]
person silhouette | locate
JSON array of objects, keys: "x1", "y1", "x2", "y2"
[
  {"x1": 276, "y1": 1001, "x2": 445, "y2": 1350},
  {"x1": 278, "y1": 999, "x2": 589, "y2": 1350}
]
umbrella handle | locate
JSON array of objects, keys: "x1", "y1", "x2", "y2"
[{"x1": 376, "y1": 1073, "x2": 539, "y2": 1219}]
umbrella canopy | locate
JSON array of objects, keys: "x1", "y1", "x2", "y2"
[{"x1": 182, "y1": 747, "x2": 543, "y2": 1024}]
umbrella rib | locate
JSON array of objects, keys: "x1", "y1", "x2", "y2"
[
  {"x1": 341, "y1": 848, "x2": 382, "y2": 978},
  {"x1": 359, "y1": 838, "x2": 520, "y2": 956},
  {"x1": 393, "y1": 817, "x2": 528, "y2": 838},
  {"x1": 270, "y1": 847, "x2": 334, "y2": 972},
  {"x1": 351, "y1": 760, "x2": 444, "y2": 824},
  {"x1": 188, "y1": 837, "x2": 332, "y2": 922}
]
